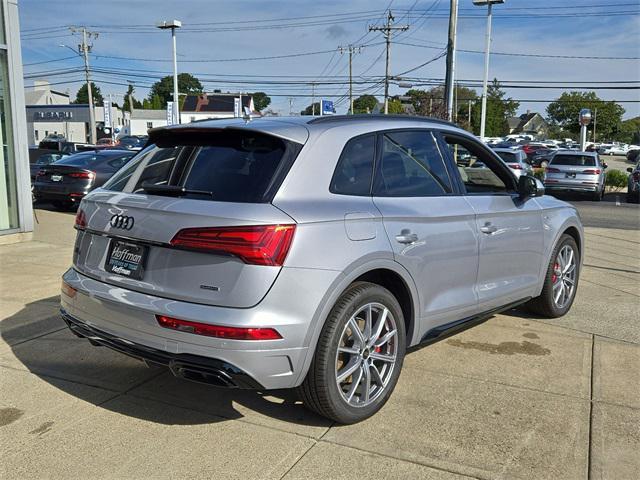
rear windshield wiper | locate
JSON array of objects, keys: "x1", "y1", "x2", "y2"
[{"x1": 141, "y1": 183, "x2": 214, "y2": 198}]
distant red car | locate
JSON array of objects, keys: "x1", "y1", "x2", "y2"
[{"x1": 522, "y1": 144, "x2": 546, "y2": 155}]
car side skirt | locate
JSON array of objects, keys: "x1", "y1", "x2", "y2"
[{"x1": 410, "y1": 297, "x2": 532, "y2": 352}]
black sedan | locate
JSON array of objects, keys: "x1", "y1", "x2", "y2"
[
  {"x1": 30, "y1": 152, "x2": 70, "y2": 181},
  {"x1": 33, "y1": 150, "x2": 135, "y2": 209},
  {"x1": 529, "y1": 148, "x2": 556, "y2": 168}
]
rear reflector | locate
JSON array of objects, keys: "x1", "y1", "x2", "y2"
[
  {"x1": 581, "y1": 169, "x2": 601, "y2": 175},
  {"x1": 170, "y1": 224, "x2": 296, "y2": 266},
  {"x1": 61, "y1": 281, "x2": 77, "y2": 298},
  {"x1": 156, "y1": 315, "x2": 282, "y2": 340},
  {"x1": 74, "y1": 208, "x2": 87, "y2": 230}
]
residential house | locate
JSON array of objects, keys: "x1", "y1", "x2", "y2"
[{"x1": 507, "y1": 111, "x2": 549, "y2": 138}]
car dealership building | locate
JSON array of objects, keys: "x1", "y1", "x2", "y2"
[{"x1": 0, "y1": 0, "x2": 33, "y2": 241}]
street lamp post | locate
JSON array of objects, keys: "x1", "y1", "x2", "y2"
[
  {"x1": 473, "y1": 0, "x2": 504, "y2": 139},
  {"x1": 157, "y1": 20, "x2": 182, "y2": 125}
]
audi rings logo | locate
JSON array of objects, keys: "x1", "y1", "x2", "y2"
[{"x1": 110, "y1": 214, "x2": 135, "y2": 230}]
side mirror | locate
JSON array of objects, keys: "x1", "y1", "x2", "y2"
[
  {"x1": 628, "y1": 167, "x2": 634, "y2": 173},
  {"x1": 518, "y1": 175, "x2": 544, "y2": 199}
]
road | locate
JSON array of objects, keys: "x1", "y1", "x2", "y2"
[{"x1": 563, "y1": 194, "x2": 640, "y2": 230}]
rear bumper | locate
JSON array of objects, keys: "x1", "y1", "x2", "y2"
[
  {"x1": 61, "y1": 266, "x2": 341, "y2": 389},
  {"x1": 544, "y1": 182, "x2": 600, "y2": 193},
  {"x1": 33, "y1": 185, "x2": 89, "y2": 202},
  {"x1": 61, "y1": 309, "x2": 263, "y2": 389}
]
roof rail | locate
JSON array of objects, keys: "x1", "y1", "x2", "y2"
[{"x1": 307, "y1": 114, "x2": 456, "y2": 127}]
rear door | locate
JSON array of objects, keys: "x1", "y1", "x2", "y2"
[
  {"x1": 371, "y1": 129, "x2": 479, "y2": 337},
  {"x1": 74, "y1": 129, "x2": 302, "y2": 308},
  {"x1": 442, "y1": 133, "x2": 544, "y2": 311}
]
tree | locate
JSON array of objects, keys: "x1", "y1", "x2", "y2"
[
  {"x1": 546, "y1": 91, "x2": 625, "y2": 141},
  {"x1": 148, "y1": 73, "x2": 203, "y2": 108},
  {"x1": 352, "y1": 94, "x2": 379, "y2": 114},
  {"x1": 73, "y1": 82, "x2": 103, "y2": 105},
  {"x1": 470, "y1": 79, "x2": 519, "y2": 136},
  {"x1": 403, "y1": 86, "x2": 477, "y2": 128},
  {"x1": 122, "y1": 84, "x2": 142, "y2": 112},
  {"x1": 387, "y1": 99, "x2": 405, "y2": 114},
  {"x1": 300, "y1": 102, "x2": 320, "y2": 115},
  {"x1": 618, "y1": 117, "x2": 640, "y2": 144},
  {"x1": 252, "y1": 92, "x2": 271, "y2": 112}
]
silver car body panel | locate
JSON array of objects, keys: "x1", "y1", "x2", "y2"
[{"x1": 61, "y1": 115, "x2": 584, "y2": 390}]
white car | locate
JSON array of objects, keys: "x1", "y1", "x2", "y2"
[{"x1": 599, "y1": 144, "x2": 628, "y2": 156}]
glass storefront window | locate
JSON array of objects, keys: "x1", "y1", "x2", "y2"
[{"x1": 0, "y1": 50, "x2": 19, "y2": 231}]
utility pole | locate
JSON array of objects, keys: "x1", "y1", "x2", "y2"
[
  {"x1": 369, "y1": 11, "x2": 408, "y2": 114},
  {"x1": 288, "y1": 97, "x2": 294, "y2": 116},
  {"x1": 443, "y1": 0, "x2": 458, "y2": 122},
  {"x1": 339, "y1": 45, "x2": 363, "y2": 114},
  {"x1": 311, "y1": 83, "x2": 316, "y2": 115},
  {"x1": 70, "y1": 26, "x2": 98, "y2": 144}
]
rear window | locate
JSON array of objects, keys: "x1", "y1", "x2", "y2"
[
  {"x1": 103, "y1": 130, "x2": 301, "y2": 203},
  {"x1": 551, "y1": 155, "x2": 596, "y2": 167},
  {"x1": 55, "y1": 152, "x2": 98, "y2": 167},
  {"x1": 495, "y1": 151, "x2": 517, "y2": 162}
]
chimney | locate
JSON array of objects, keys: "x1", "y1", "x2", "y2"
[{"x1": 33, "y1": 80, "x2": 50, "y2": 92}]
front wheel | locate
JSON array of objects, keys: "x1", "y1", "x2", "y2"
[
  {"x1": 526, "y1": 234, "x2": 580, "y2": 318},
  {"x1": 298, "y1": 282, "x2": 406, "y2": 424}
]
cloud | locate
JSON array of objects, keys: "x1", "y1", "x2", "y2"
[{"x1": 326, "y1": 24, "x2": 349, "y2": 39}]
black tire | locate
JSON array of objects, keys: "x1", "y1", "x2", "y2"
[
  {"x1": 526, "y1": 234, "x2": 580, "y2": 318},
  {"x1": 591, "y1": 189, "x2": 603, "y2": 202},
  {"x1": 298, "y1": 282, "x2": 406, "y2": 424}
]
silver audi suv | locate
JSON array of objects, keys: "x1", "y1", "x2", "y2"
[{"x1": 61, "y1": 116, "x2": 583, "y2": 424}]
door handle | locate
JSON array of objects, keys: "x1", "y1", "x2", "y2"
[
  {"x1": 480, "y1": 224, "x2": 498, "y2": 234},
  {"x1": 395, "y1": 231, "x2": 418, "y2": 244}
]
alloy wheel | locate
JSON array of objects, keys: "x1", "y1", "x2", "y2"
[
  {"x1": 552, "y1": 244, "x2": 577, "y2": 309},
  {"x1": 334, "y1": 302, "x2": 398, "y2": 408}
]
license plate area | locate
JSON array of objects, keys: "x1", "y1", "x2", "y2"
[
  {"x1": 565, "y1": 172, "x2": 576, "y2": 178},
  {"x1": 105, "y1": 240, "x2": 148, "y2": 280},
  {"x1": 51, "y1": 174, "x2": 63, "y2": 182}
]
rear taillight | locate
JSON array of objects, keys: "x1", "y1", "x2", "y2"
[
  {"x1": 545, "y1": 167, "x2": 560, "y2": 173},
  {"x1": 74, "y1": 208, "x2": 87, "y2": 230},
  {"x1": 170, "y1": 224, "x2": 296, "y2": 266},
  {"x1": 36, "y1": 170, "x2": 46, "y2": 177},
  {"x1": 508, "y1": 163, "x2": 522, "y2": 170},
  {"x1": 582, "y1": 169, "x2": 601, "y2": 175},
  {"x1": 156, "y1": 315, "x2": 282, "y2": 340},
  {"x1": 68, "y1": 171, "x2": 95, "y2": 180}
]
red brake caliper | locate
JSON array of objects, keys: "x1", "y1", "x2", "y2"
[{"x1": 552, "y1": 262, "x2": 560, "y2": 283}]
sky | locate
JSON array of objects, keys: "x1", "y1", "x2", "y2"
[{"x1": 18, "y1": 0, "x2": 640, "y2": 119}]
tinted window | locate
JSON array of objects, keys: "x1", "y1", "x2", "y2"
[
  {"x1": 107, "y1": 154, "x2": 134, "y2": 170},
  {"x1": 551, "y1": 155, "x2": 596, "y2": 167},
  {"x1": 54, "y1": 152, "x2": 98, "y2": 167},
  {"x1": 496, "y1": 151, "x2": 517, "y2": 162},
  {"x1": 182, "y1": 133, "x2": 287, "y2": 203},
  {"x1": 330, "y1": 135, "x2": 375, "y2": 196},
  {"x1": 374, "y1": 131, "x2": 452, "y2": 197},
  {"x1": 444, "y1": 136, "x2": 509, "y2": 194},
  {"x1": 105, "y1": 131, "x2": 300, "y2": 203}
]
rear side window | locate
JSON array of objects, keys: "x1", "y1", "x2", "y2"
[
  {"x1": 330, "y1": 134, "x2": 375, "y2": 196},
  {"x1": 103, "y1": 130, "x2": 301, "y2": 203},
  {"x1": 551, "y1": 154, "x2": 596, "y2": 167},
  {"x1": 373, "y1": 130, "x2": 453, "y2": 197}
]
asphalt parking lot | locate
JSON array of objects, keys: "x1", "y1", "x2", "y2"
[{"x1": 1, "y1": 198, "x2": 638, "y2": 479}]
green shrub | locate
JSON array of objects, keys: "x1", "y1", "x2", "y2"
[
  {"x1": 605, "y1": 169, "x2": 628, "y2": 192},
  {"x1": 532, "y1": 168, "x2": 545, "y2": 181}
]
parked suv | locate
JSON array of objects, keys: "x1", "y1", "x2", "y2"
[
  {"x1": 61, "y1": 116, "x2": 583, "y2": 424},
  {"x1": 544, "y1": 150, "x2": 606, "y2": 201}
]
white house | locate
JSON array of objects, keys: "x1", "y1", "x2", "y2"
[{"x1": 128, "y1": 109, "x2": 168, "y2": 136}]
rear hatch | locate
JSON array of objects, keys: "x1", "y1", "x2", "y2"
[
  {"x1": 545, "y1": 154, "x2": 601, "y2": 185},
  {"x1": 73, "y1": 126, "x2": 303, "y2": 308}
]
